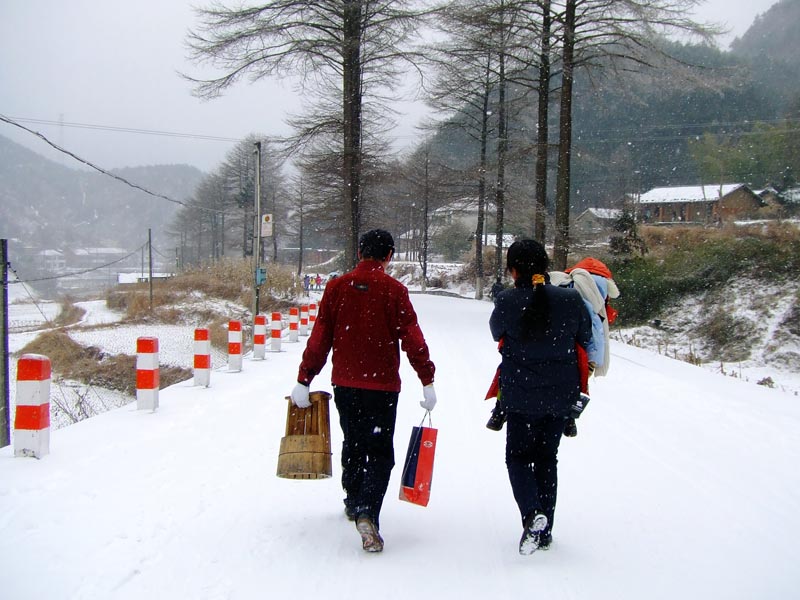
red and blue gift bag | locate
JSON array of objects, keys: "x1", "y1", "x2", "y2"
[{"x1": 399, "y1": 414, "x2": 438, "y2": 507}]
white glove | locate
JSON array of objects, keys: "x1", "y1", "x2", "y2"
[
  {"x1": 291, "y1": 383, "x2": 311, "y2": 408},
  {"x1": 420, "y1": 384, "x2": 437, "y2": 411}
]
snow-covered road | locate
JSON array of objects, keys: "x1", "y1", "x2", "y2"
[{"x1": 1, "y1": 293, "x2": 798, "y2": 599}]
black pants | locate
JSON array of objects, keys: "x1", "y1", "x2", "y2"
[
  {"x1": 505, "y1": 413, "x2": 568, "y2": 535},
  {"x1": 334, "y1": 386, "x2": 399, "y2": 528}
]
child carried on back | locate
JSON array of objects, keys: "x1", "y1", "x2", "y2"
[{"x1": 486, "y1": 257, "x2": 619, "y2": 437}]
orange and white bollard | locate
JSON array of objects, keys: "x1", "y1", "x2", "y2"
[
  {"x1": 271, "y1": 311, "x2": 282, "y2": 352},
  {"x1": 289, "y1": 307, "x2": 299, "y2": 342},
  {"x1": 194, "y1": 328, "x2": 211, "y2": 387},
  {"x1": 253, "y1": 314, "x2": 267, "y2": 360},
  {"x1": 136, "y1": 337, "x2": 159, "y2": 411},
  {"x1": 300, "y1": 305, "x2": 309, "y2": 336},
  {"x1": 228, "y1": 320, "x2": 243, "y2": 371},
  {"x1": 309, "y1": 302, "x2": 317, "y2": 330},
  {"x1": 14, "y1": 354, "x2": 51, "y2": 458}
]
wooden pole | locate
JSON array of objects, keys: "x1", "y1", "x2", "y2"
[
  {"x1": 148, "y1": 228, "x2": 153, "y2": 311},
  {"x1": 1, "y1": 239, "x2": 10, "y2": 447}
]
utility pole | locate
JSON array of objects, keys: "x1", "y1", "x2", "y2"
[
  {"x1": 1, "y1": 239, "x2": 10, "y2": 448},
  {"x1": 148, "y1": 229, "x2": 153, "y2": 311},
  {"x1": 252, "y1": 142, "x2": 263, "y2": 318}
]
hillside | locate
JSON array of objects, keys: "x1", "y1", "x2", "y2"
[
  {"x1": 1, "y1": 293, "x2": 798, "y2": 599},
  {"x1": 0, "y1": 134, "x2": 204, "y2": 251},
  {"x1": 731, "y1": 0, "x2": 800, "y2": 64}
]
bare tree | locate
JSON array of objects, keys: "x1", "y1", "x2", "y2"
[
  {"x1": 549, "y1": 0, "x2": 718, "y2": 269},
  {"x1": 169, "y1": 136, "x2": 283, "y2": 266},
  {"x1": 186, "y1": 1, "x2": 431, "y2": 269}
]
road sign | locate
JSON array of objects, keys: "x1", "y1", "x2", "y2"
[{"x1": 261, "y1": 214, "x2": 273, "y2": 237}]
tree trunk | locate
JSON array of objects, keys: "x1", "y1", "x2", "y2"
[
  {"x1": 494, "y1": 42, "x2": 507, "y2": 280},
  {"x1": 475, "y1": 59, "x2": 492, "y2": 301},
  {"x1": 534, "y1": 0, "x2": 552, "y2": 244},
  {"x1": 342, "y1": 0, "x2": 363, "y2": 269},
  {"x1": 553, "y1": 0, "x2": 575, "y2": 271},
  {"x1": 421, "y1": 148, "x2": 430, "y2": 292},
  {"x1": 297, "y1": 184, "x2": 305, "y2": 276}
]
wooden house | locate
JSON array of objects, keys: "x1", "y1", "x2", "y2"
[
  {"x1": 632, "y1": 184, "x2": 762, "y2": 225},
  {"x1": 573, "y1": 208, "x2": 622, "y2": 240}
]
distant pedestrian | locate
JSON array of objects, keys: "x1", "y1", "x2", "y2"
[
  {"x1": 291, "y1": 229, "x2": 437, "y2": 553},
  {"x1": 489, "y1": 240, "x2": 591, "y2": 554},
  {"x1": 315, "y1": 274, "x2": 322, "y2": 290},
  {"x1": 490, "y1": 276, "x2": 504, "y2": 299},
  {"x1": 303, "y1": 274, "x2": 310, "y2": 293}
]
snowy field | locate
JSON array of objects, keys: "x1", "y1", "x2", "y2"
[{"x1": 1, "y1": 293, "x2": 799, "y2": 600}]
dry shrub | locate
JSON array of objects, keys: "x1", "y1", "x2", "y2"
[
  {"x1": 779, "y1": 297, "x2": 800, "y2": 337},
  {"x1": 106, "y1": 259, "x2": 303, "y2": 322},
  {"x1": 390, "y1": 263, "x2": 418, "y2": 281},
  {"x1": 105, "y1": 287, "x2": 184, "y2": 321},
  {"x1": 19, "y1": 330, "x2": 191, "y2": 395},
  {"x1": 53, "y1": 297, "x2": 86, "y2": 327},
  {"x1": 456, "y1": 246, "x2": 498, "y2": 282},
  {"x1": 19, "y1": 331, "x2": 100, "y2": 372},
  {"x1": 261, "y1": 264, "x2": 303, "y2": 303},
  {"x1": 171, "y1": 258, "x2": 252, "y2": 301},
  {"x1": 696, "y1": 309, "x2": 756, "y2": 362},
  {"x1": 208, "y1": 317, "x2": 234, "y2": 353}
]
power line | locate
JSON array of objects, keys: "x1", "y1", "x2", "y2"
[
  {"x1": 0, "y1": 114, "x2": 226, "y2": 215},
  {"x1": 6, "y1": 116, "x2": 245, "y2": 143}
]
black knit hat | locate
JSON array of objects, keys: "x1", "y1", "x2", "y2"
[{"x1": 358, "y1": 229, "x2": 395, "y2": 260}]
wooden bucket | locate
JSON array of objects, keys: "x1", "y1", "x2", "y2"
[{"x1": 277, "y1": 390, "x2": 332, "y2": 479}]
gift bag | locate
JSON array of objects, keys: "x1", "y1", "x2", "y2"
[{"x1": 399, "y1": 412, "x2": 438, "y2": 507}]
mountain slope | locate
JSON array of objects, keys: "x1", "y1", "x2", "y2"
[
  {"x1": 0, "y1": 134, "x2": 204, "y2": 250},
  {"x1": 1, "y1": 294, "x2": 798, "y2": 600}
]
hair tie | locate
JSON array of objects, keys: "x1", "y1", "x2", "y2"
[{"x1": 532, "y1": 274, "x2": 545, "y2": 286}]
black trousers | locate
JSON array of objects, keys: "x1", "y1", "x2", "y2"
[
  {"x1": 334, "y1": 386, "x2": 399, "y2": 528},
  {"x1": 505, "y1": 413, "x2": 568, "y2": 535}
]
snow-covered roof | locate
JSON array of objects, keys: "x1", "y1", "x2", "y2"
[
  {"x1": 118, "y1": 272, "x2": 174, "y2": 284},
  {"x1": 783, "y1": 188, "x2": 800, "y2": 204},
  {"x1": 753, "y1": 186, "x2": 779, "y2": 196},
  {"x1": 74, "y1": 247, "x2": 129, "y2": 256},
  {"x1": 580, "y1": 208, "x2": 622, "y2": 220},
  {"x1": 637, "y1": 184, "x2": 747, "y2": 205}
]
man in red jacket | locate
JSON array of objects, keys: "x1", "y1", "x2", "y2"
[{"x1": 291, "y1": 229, "x2": 437, "y2": 553}]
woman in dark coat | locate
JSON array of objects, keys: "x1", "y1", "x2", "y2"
[{"x1": 489, "y1": 240, "x2": 592, "y2": 554}]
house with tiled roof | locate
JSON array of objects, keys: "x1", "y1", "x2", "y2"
[
  {"x1": 573, "y1": 207, "x2": 623, "y2": 240},
  {"x1": 631, "y1": 184, "x2": 762, "y2": 224}
]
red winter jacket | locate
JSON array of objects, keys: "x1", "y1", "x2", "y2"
[{"x1": 297, "y1": 260, "x2": 435, "y2": 392}]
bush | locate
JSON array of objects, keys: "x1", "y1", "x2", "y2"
[
  {"x1": 607, "y1": 224, "x2": 800, "y2": 326},
  {"x1": 52, "y1": 297, "x2": 86, "y2": 327},
  {"x1": 696, "y1": 309, "x2": 756, "y2": 362},
  {"x1": 105, "y1": 258, "x2": 303, "y2": 322}
]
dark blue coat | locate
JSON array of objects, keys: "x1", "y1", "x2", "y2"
[{"x1": 489, "y1": 282, "x2": 592, "y2": 417}]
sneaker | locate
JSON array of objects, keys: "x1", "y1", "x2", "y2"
[
  {"x1": 519, "y1": 511, "x2": 548, "y2": 555},
  {"x1": 486, "y1": 405, "x2": 507, "y2": 431},
  {"x1": 563, "y1": 417, "x2": 578, "y2": 437},
  {"x1": 356, "y1": 515, "x2": 384, "y2": 553},
  {"x1": 538, "y1": 532, "x2": 552, "y2": 550},
  {"x1": 344, "y1": 506, "x2": 357, "y2": 521}
]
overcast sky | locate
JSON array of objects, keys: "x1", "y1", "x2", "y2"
[{"x1": 0, "y1": 0, "x2": 781, "y2": 174}]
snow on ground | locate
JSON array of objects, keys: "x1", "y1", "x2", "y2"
[
  {"x1": 70, "y1": 325, "x2": 199, "y2": 369},
  {"x1": 76, "y1": 300, "x2": 125, "y2": 326},
  {"x1": 613, "y1": 278, "x2": 800, "y2": 396},
  {"x1": 1, "y1": 293, "x2": 798, "y2": 600},
  {"x1": 6, "y1": 276, "x2": 60, "y2": 332}
]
